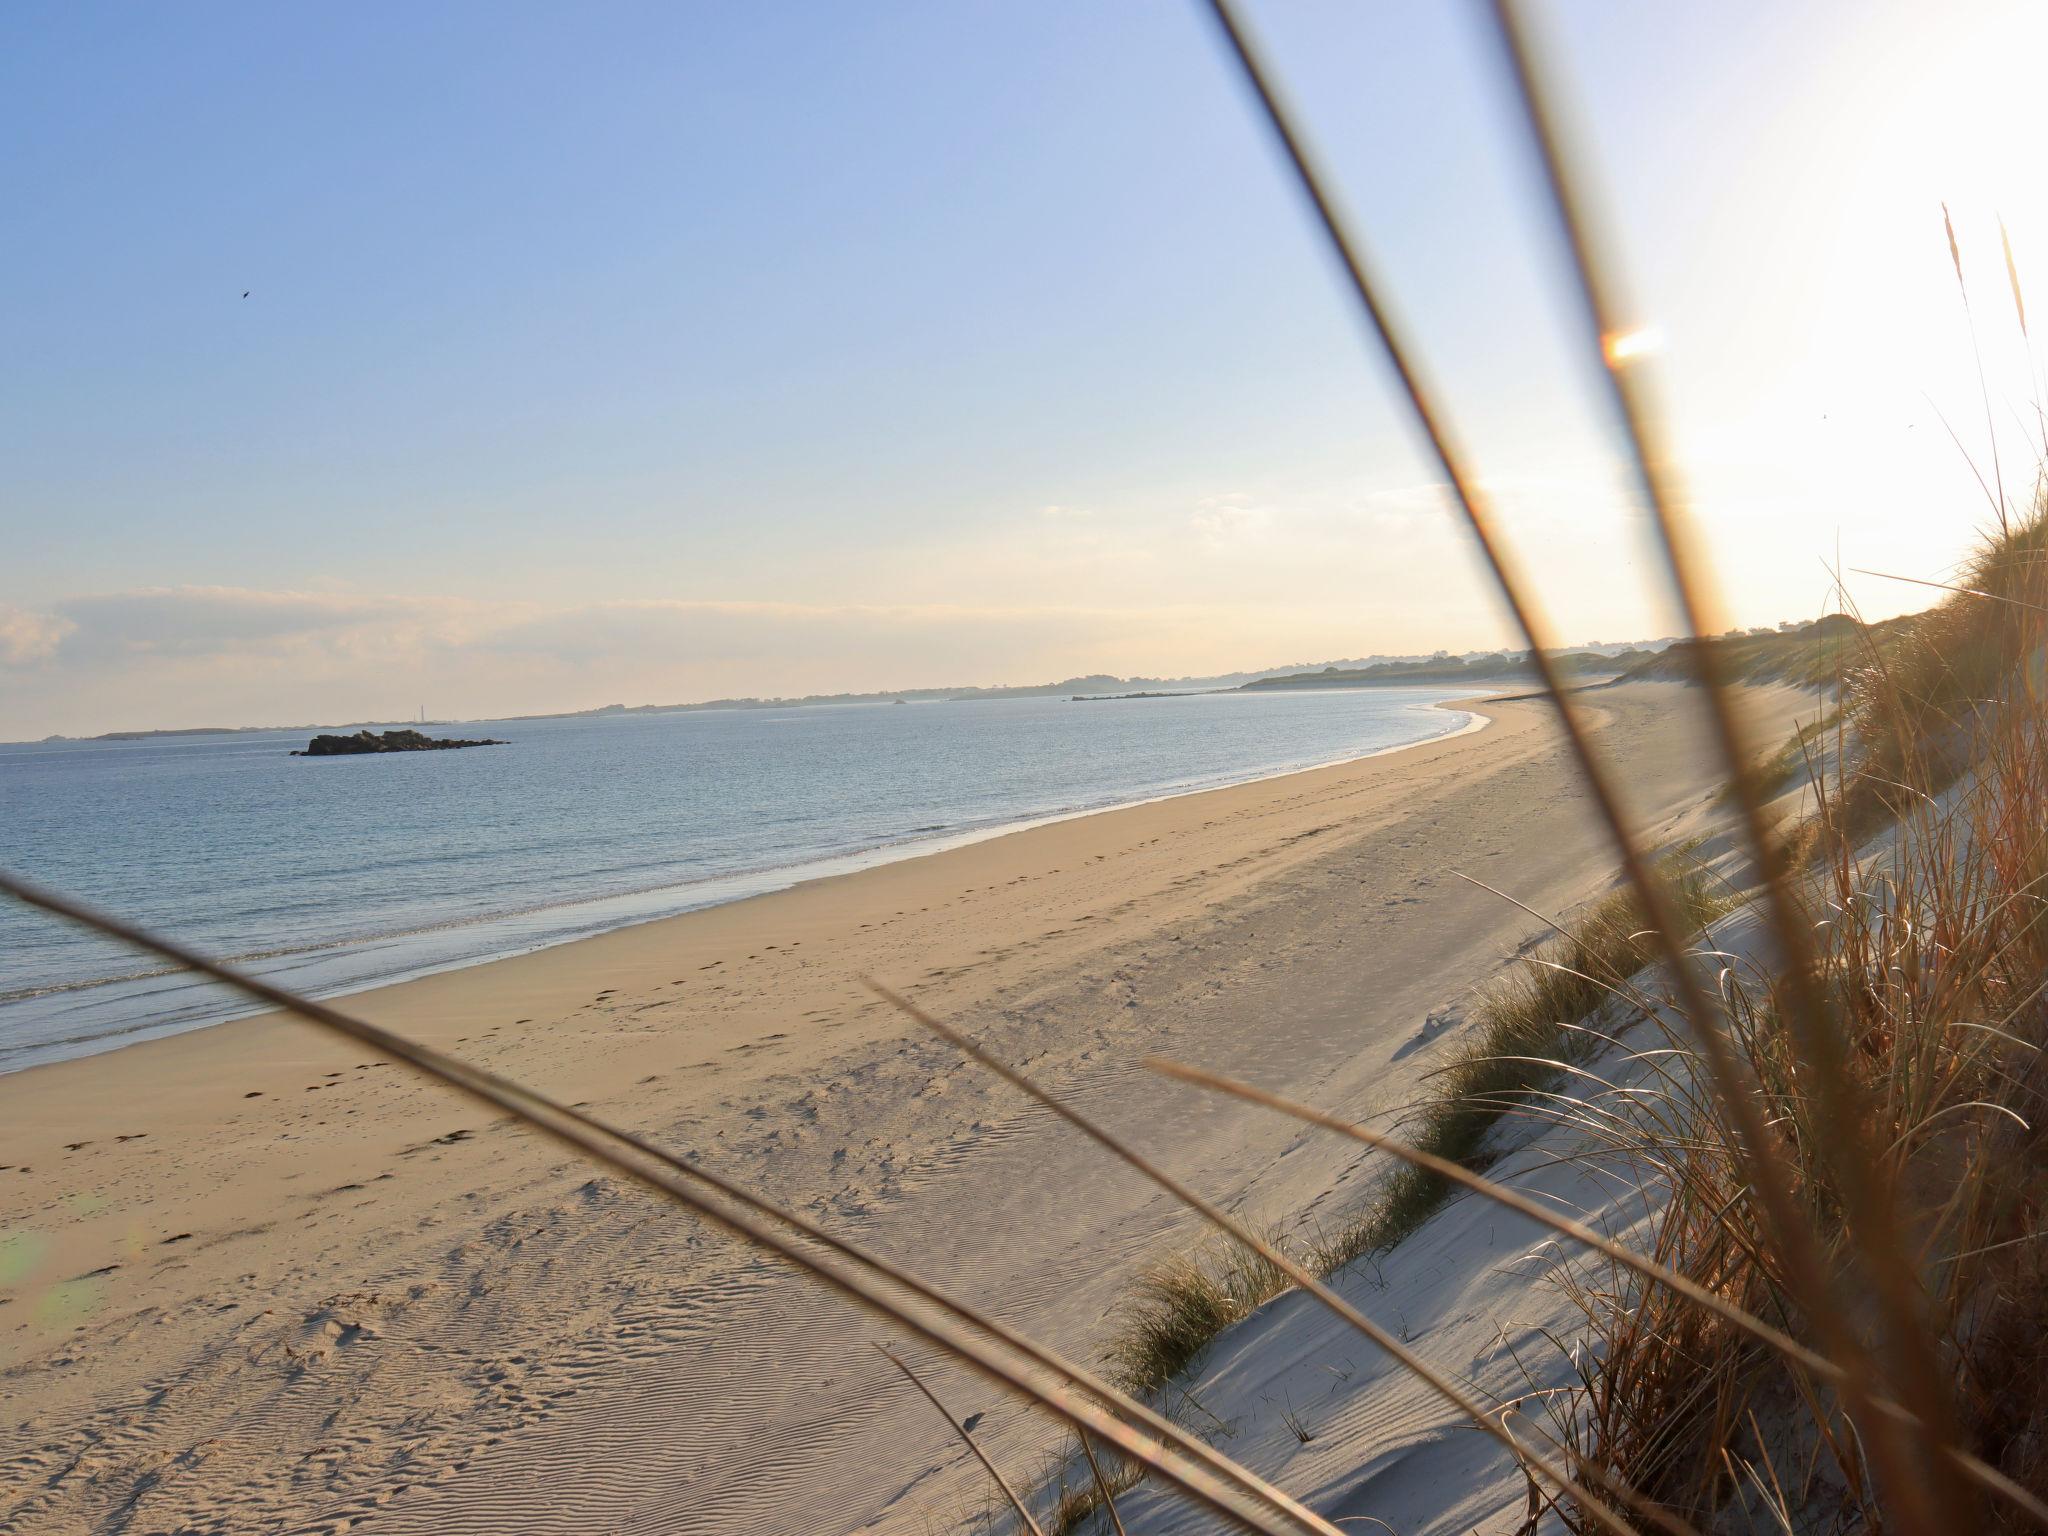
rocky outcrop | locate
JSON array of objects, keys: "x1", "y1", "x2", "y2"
[{"x1": 292, "y1": 729, "x2": 506, "y2": 757}]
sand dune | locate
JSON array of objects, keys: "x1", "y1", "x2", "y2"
[{"x1": 0, "y1": 681, "x2": 1816, "y2": 1535}]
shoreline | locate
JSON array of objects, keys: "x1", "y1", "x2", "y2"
[
  {"x1": 0, "y1": 681, "x2": 1817, "y2": 1536},
  {"x1": 0, "y1": 694, "x2": 1488, "y2": 1077}
]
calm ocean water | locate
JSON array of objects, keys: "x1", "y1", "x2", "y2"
[{"x1": 0, "y1": 687, "x2": 1477, "y2": 1073}]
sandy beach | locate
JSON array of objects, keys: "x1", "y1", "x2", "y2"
[{"x1": 0, "y1": 680, "x2": 1816, "y2": 1535}]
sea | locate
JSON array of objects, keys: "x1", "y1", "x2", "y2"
[{"x1": 0, "y1": 687, "x2": 1479, "y2": 1073}]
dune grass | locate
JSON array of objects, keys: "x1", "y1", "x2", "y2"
[
  {"x1": 1025, "y1": 863, "x2": 1731, "y2": 1535},
  {"x1": 1546, "y1": 497, "x2": 2048, "y2": 1531},
  {"x1": 1623, "y1": 613, "x2": 1898, "y2": 690},
  {"x1": 1038, "y1": 501, "x2": 2048, "y2": 1534},
  {"x1": 1307, "y1": 865, "x2": 1726, "y2": 1268},
  {"x1": 1716, "y1": 709, "x2": 1839, "y2": 808},
  {"x1": 1104, "y1": 1231, "x2": 1298, "y2": 1400},
  {"x1": 1101, "y1": 867, "x2": 1725, "y2": 1403}
]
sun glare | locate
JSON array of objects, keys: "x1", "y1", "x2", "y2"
[{"x1": 1600, "y1": 326, "x2": 1661, "y2": 367}]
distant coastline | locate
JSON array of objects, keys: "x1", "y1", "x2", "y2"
[
  {"x1": 16, "y1": 636, "x2": 1697, "y2": 746},
  {"x1": 19, "y1": 615, "x2": 1845, "y2": 746}
]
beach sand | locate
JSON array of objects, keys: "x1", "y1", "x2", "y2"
[{"x1": 0, "y1": 681, "x2": 1817, "y2": 1535}]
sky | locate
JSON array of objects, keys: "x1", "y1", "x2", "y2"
[{"x1": 4, "y1": 0, "x2": 2046, "y2": 737}]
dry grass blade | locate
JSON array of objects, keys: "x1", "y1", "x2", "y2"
[
  {"x1": 1197, "y1": 3, "x2": 1866, "y2": 1520},
  {"x1": 1482, "y1": 5, "x2": 1969, "y2": 1523},
  {"x1": 877, "y1": 1344, "x2": 1045, "y2": 1536},
  {"x1": 1146, "y1": 1058, "x2": 1823, "y2": 1373},
  {"x1": 1997, "y1": 217, "x2": 2047, "y2": 456},
  {"x1": 1144, "y1": 1058, "x2": 2048, "y2": 1528},
  {"x1": 2003, "y1": 217, "x2": 2029, "y2": 339},
  {"x1": 1201, "y1": 0, "x2": 1795, "y2": 1191},
  {"x1": 1193, "y1": 0, "x2": 1780, "y2": 1273},
  {"x1": 870, "y1": 980, "x2": 1684, "y2": 1536},
  {"x1": 0, "y1": 868, "x2": 1337, "y2": 1536},
  {"x1": 1849, "y1": 565, "x2": 2048, "y2": 617},
  {"x1": 1442, "y1": 864, "x2": 2042, "y2": 1522},
  {"x1": 1077, "y1": 1430, "x2": 1131, "y2": 1536},
  {"x1": 1945, "y1": 201, "x2": 2010, "y2": 525}
]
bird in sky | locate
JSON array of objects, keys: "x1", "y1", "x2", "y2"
[{"x1": 242, "y1": 291, "x2": 250, "y2": 298}]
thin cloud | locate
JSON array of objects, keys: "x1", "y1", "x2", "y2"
[
  {"x1": 1188, "y1": 494, "x2": 1275, "y2": 545},
  {"x1": 2, "y1": 584, "x2": 1350, "y2": 737},
  {"x1": 45, "y1": 587, "x2": 441, "y2": 660},
  {"x1": 0, "y1": 603, "x2": 72, "y2": 665}
]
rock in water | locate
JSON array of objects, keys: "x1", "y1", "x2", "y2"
[{"x1": 293, "y1": 729, "x2": 506, "y2": 757}]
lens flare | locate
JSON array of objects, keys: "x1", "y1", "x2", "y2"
[{"x1": 1601, "y1": 325, "x2": 1661, "y2": 366}]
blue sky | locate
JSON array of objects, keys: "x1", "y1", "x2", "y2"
[{"x1": 3, "y1": 0, "x2": 2043, "y2": 735}]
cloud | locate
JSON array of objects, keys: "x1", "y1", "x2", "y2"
[
  {"x1": 475, "y1": 597, "x2": 1150, "y2": 671},
  {"x1": 0, "y1": 603, "x2": 72, "y2": 665},
  {"x1": 8, "y1": 587, "x2": 1132, "y2": 673},
  {"x1": 1, "y1": 583, "x2": 1338, "y2": 737},
  {"x1": 1187, "y1": 493, "x2": 1274, "y2": 545},
  {"x1": 0, "y1": 586, "x2": 557, "y2": 671},
  {"x1": 1352, "y1": 481, "x2": 1452, "y2": 526},
  {"x1": 43, "y1": 587, "x2": 439, "y2": 660}
]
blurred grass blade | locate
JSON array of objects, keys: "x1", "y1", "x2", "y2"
[
  {"x1": 1146, "y1": 1056, "x2": 2048, "y2": 1529},
  {"x1": 0, "y1": 867, "x2": 1336, "y2": 1536},
  {"x1": 1941, "y1": 203, "x2": 2010, "y2": 526},
  {"x1": 1480, "y1": 5, "x2": 1968, "y2": 1522},
  {"x1": 1998, "y1": 216, "x2": 2048, "y2": 456},
  {"x1": 1079, "y1": 1429, "x2": 1132, "y2": 1536},
  {"x1": 1192, "y1": 0, "x2": 1785, "y2": 1284},
  {"x1": 2003, "y1": 216, "x2": 2028, "y2": 338},
  {"x1": 874, "y1": 980, "x2": 1687, "y2": 1536},
  {"x1": 877, "y1": 1344, "x2": 1045, "y2": 1536},
  {"x1": 1851, "y1": 565, "x2": 2048, "y2": 616},
  {"x1": 1195, "y1": 0, "x2": 1879, "y2": 1512}
]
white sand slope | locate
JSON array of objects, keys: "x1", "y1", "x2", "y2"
[
  {"x1": 1079, "y1": 994, "x2": 1682, "y2": 1536},
  {"x1": 0, "y1": 682, "x2": 1819, "y2": 1535},
  {"x1": 1087, "y1": 897, "x2": 1789, "y2": 1536}
]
